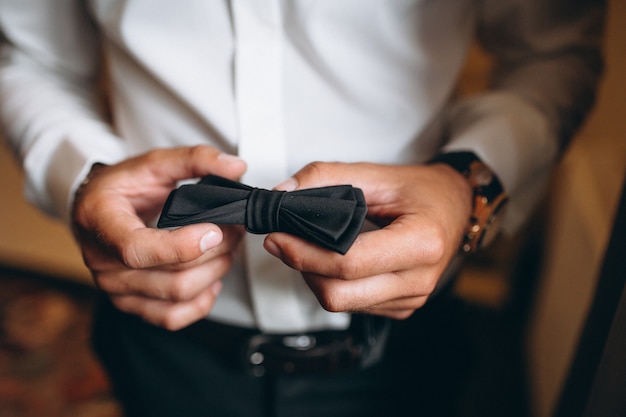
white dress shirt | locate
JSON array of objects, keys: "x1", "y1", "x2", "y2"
[{"x1": 0, "y1": 0, "x2": 604, "y2": 332}]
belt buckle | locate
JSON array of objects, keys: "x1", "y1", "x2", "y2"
[
  {"x1": 242, "y1": 332, "x2": 361, "y2": 377},
  {"x1": 240, "y1": 316, "x2": 391, "y2": 377}
]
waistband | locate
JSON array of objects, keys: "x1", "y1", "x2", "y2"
[{"x1": 179, "y1": 314, "x2": 391, "y2": 377}]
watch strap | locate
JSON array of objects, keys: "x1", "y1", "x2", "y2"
[{"x1": 429, "y1": 151, "x2": 508, "y2": 252}]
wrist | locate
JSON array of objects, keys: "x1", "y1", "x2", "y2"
[
  {"x1": 71, "y1": 162, "x2": 108, "y2": 222},
  {"x1": 429, "y1": 151, "x2": 509, "y2": 253}
]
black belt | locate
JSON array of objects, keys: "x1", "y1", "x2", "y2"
[{"x1": 179, "y1": 314, "x2": 390, "y2": 377}]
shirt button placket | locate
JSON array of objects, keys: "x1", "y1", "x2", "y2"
[{"x1": 231, "y1": 0, "x2": 305, "y2": 332}]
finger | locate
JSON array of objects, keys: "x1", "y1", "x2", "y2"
[
  {"x1": 136, "y1": 145, "x2": 247, "y2": 186},
  {"x1": 276, "y1": 161, "x2": 395, "y2": 197},
  {"x1": 94, "y1": 253, "x2": 233, "y2": 301},
  {"x1": 361, "y1": 306, "x2": 423, "y2": 320},
  {"x1": 111, "y1": 282, "x2": 222, "y2": 331},
  {"x1": 275, "y1": 161, "x2": 367, "y2": 190},
  {"x1": 97, "y1": 212, "x2": 225, "y2": 269},
  {"x1": 265, "y1": 216, "x2": 445, "y2": 280},
  {"x1": 301, "y1": 270, "x2": 435, "y2": 314},
  {"x1": 362, "y1": 294, "x2": 430, "y2": 315}
]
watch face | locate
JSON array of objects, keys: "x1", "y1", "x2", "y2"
[{"x1": 470, "y1": 161, "x2": 494, "y2": 187}]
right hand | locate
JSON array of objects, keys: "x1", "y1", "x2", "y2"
[{"x1": 71, "y1": 146, "x2": 247, "y2": 330}]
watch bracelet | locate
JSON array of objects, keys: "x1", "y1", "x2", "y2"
[{"x1": 428, "y1": 151, "x2": 508, "y2": 253}]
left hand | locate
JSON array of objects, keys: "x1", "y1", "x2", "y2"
[{"x1": 263, "y1": 161, "x2": 472, "y2": 319}]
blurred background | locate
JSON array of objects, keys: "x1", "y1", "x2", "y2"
[{"x1": 0, "y1": 1, "x2": 624, "y2": 416}]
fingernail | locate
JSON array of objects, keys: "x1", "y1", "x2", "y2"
[
  {"x1": 210, "y1": 280, "x2": 223, "y2": 297},
  {"x1": 200, "y1": 229, "x2": 221, "y2": 252},
  {"x1": 275, "y1": 177, "x2": 298, "y2": 192},
  {"x1": 218, "y1": 153, "x2": 244, "y2": 164},
  {"x1": 264, "y1": 238, "x2": 282, "y2": 258}
]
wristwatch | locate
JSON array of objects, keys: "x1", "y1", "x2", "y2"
[{"x1": 429, "y1": 151, "x2": 509, "y2": 253}]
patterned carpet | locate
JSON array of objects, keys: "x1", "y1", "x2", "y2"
[{"x1": 0, "y1": 268, "x2": 122, "y2": 417}]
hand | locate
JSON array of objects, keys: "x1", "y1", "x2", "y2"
[
  {"x1": 72, "y1": 146, "x2": 247, "y2": 330},
  {"x1": 264, "y1": 162, "x2": 472, "y2": 319}
]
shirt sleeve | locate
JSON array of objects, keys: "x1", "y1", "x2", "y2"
[
  {"x1": 0, "y1": 0, "x2": 127, "y2": 224},
  {"x1": 442, "y1": 0, "x2": 606, "y2": 231}
]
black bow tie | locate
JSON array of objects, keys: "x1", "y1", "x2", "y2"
[{"x1": 157, "y1": 175, "x2": 367, "y2": 254}]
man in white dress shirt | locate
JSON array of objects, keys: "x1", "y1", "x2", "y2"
[{"x1": 0, "y1": 0, "x2": 605, "y2": 416}]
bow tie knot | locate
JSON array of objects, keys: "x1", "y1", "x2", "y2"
[
  {"x1": 157, "y1": 175, "x2": 367, "y2": 254},
  {"x1": 246, "y1": 188, "x2": 286, "y2": 234}
]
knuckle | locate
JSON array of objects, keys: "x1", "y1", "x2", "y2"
[
  {"x1": 144, "y1": 147, "x2": 167, "y2": 163},
  {"x1": 281, "y1": 246, "x2": 306, "y2": 271},
  {"x1": 162, "y1": 297, "x2": 214, "y2": 331},
  {"x1": 195, "y1": 293, "x2": 216, "y2": 315},
  {"x1": 301, "y1": 161, "x2": 333, "y2": 182},
  {"x1": 182, "y1": 144, "x2": 216, "y2": 168},
  {"x1": 316, "y1": 286, "x2": 352, "y2": 313},
  {"x1": 161, "y1": 315, "x2": 186, "y2": 332},
  {"x1": 173, "y1": 243, "x2": 194, "y2": 264},
  {"x1": 419, "y1": 224, "x2": 446, "y2": 265},
  {"x1": 72, "y1": 203, "x2": 89, "y2": 228},
  {"x1": 80, "y1": 247, "x2": 99, "y2": 270},
  {"x1": 73, "y1": 193, "x2": 102, "y2": 231},
  {"x1": 318, "y1": 293, "x2": 344, "y2": 313},
  {"x1": 334, "y1": 258, "x2": 360, "y2": 279},
  {"x1": 422, "y1": 278, "x2": 438, "y2": 297},
  {"x1": 390, "y1": 309, "x2": 415, "y2": 320},
  {"x1": 110, "y1": 296, "x2": 133, "y2": 315},
  {"x1": 167, "y1": 275, "x2": 195, "y2": 301},
  {"x1": 95, "y1": 272, "x2": 134, "y2": 296},
  {"x1": 91, "y1": 274, "x2": 107, "y2": 291},
  {"x1": 119, "y1": 240, "x2": 145, "y2": 269},
  {"x1": 188, "y1": 144, "x2": 210, "y2": 158},
  {"x1": 213, "y1": 253, "x2": 234, "y2": 275},
  {"x1": 401, "y1": 271, "x2": 437, "y2": 300},
  {"x1": 92, "y1": 274, "x2": 115, "y2": 293}
]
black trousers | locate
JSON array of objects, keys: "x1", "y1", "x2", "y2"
[{"x1": 92, "y1": 294, "x2": 473, "y2": 417}]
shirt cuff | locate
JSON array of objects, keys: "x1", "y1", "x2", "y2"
[
  {"x1": 22, "y1": 124, "x2": 127, "y2": 225},
  {"x1": 442, "y1": 92, "x2": 559, "y2": 232}
]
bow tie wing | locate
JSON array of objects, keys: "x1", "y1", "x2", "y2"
[
  {"x1": 279, "y1": 186, "x2": 367, "y2": 254},
  {"x1": 157, "y1": 175, "x2": 250, "y2": 228}
]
